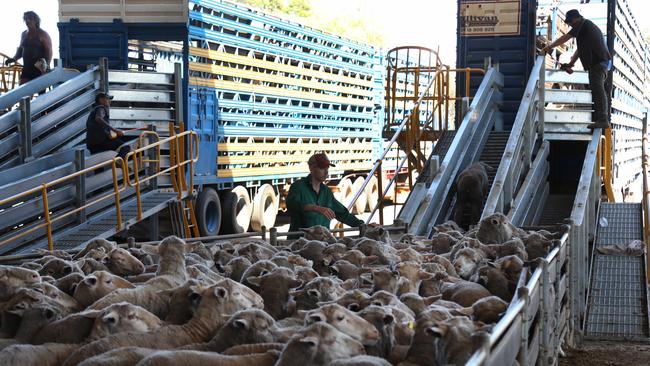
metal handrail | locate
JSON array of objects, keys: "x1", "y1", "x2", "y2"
[
  {"x1": 0, "y1": 157, "x2": 127, "y2": 251},
  {"x1": 483, "y1": 55, "x2": 545, "y2": 218},
  {"x1": 125, "y1": 130, "x2": 199, "y2": 221},
  {"x1": 347, "y1": 65, "x2": 485, "y2": 223}
]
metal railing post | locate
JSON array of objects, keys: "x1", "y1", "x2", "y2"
[
  {"x1": 517, "y1": 286, "x2": 530, "y2": 366},
  {"x1": 375, "y1": 160, "x2": 384, "y2": 226},
  {"x1": 99, "y1": 57, "x2": 109, "y2": 93},
  {"x1": 18, "y1": 96, "x2": 32, "y2": 163},
  {"x1": 174, "y1": 63, "x2": 183, "y2": 124},
  {"x1": 112, "y1": 159, "x2": 123, "y2": 231},
  {"x1": 270, "y1": 227, "x2": 278, "y2": 246},
  {"x1": 41, "y1": 184, "x2": 53, "y2": 251},
  {"x1": 537, "y1": 58, "x2": 546, "y2": 140},
  {"x1": 74, "y1": 148, "x2": 86, "y2": 223},
  {"x1": 540, "y1": 259, "x2": 551, "y2": 366}
]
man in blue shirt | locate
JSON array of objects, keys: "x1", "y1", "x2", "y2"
[{"x1": 542, "y1": 9, "x2": 612, "y2": 131}]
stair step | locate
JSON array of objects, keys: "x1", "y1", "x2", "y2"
[
  {"x1": 545, "y1": 89, "x2": 592, "y2": 104},
  {"x1": 545, "y1": 109, "x2": 592, "y2": 123},
  {"x1": 545, "y1": 69, "x2": 589, "y2": 84}
]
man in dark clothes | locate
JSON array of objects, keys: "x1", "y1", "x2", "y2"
[
  {"x1": 86, "y1": 93, "x2": 130, "y2": 159},
  {"x1": 5, "y1": 11, "x2": 53, "y2": 85},
  {"x1": 286, "y1": 153, "x2": 367, "y2": 238},
  {"x1": 542, "y1": 9, "x2": 612, "y2": 130}
]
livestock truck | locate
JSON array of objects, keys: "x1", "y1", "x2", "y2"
[{"x1": 54, "y1": 0, "x2": 433, "y2": 237}]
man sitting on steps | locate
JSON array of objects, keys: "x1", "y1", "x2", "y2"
[{"x1": 542, "y1": 9, "x2": 612, "y2": 131}]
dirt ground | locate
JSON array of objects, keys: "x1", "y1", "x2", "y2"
[{"x1": 559, "y1": 341, "x2": 650, "y2": 366}]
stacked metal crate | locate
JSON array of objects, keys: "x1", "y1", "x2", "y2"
[{"x1": 186, "y1": 0, "x2": 383, "y2": 185}]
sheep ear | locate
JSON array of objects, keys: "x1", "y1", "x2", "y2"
[
  {"x1": 112, "y1": 277, "x2": 135, "y2": 289},
  {"x1": 307, "y1": 313, "x2": 324, "y2": 323},
  {"x1": 214, "y1": 286, "x2": 228, "y2": 298},
  {"x1": 295, "y1": 310, "x2": 308, "y2": 319},
  {"x1": 347, "y1": 303, "x2": 360, "y2": 311},
  {"x1": 418, "y1": 271, "x2": 433, "y2": 280},
  {"x1": 298, "y1": 336, "x2": 318, "y2": 346},
  {"x1": 383, "y1": 314, "x2": 395, "y2": 324},
  {"x1": 424, "y1": 295, "x2": 442, "y2": 305},
  {"x1": 426, "y1": 326, "x2": 444, "y2": 337},
  {"x1": 452, "y1": 307, "x2": 474, "y2": 317},
  {"x1": 289, "y1": 279, "x2": 303, "y2": 289},
  {"x1": 184, "y1": 243, "x2": 201, "y2": 253},
  {"x1": 79, "y1": 309, "x2": 102, "y2": 319},
  {"x1": 290, "y1": 289, "x2": 304, "y2": 297},
  {"x1": 44, "y1": 308, "x2": 56, "y2": 319},
  {"x1": 307, "y1": 289, "x2": 320, "y2": 298},
  {"x1": 487, "y1": 262, "x2": 497, "y2": 268},
  {"x1": 300, "y1": 228, "x2": 312, "y2": 234},
  {"x1": 233, "y1": 319, "x2": 249, "y2": 329},
  {"x1": 247, "y1": 276, "x2": 262, "y2": 287},
  {"x1": 140, "y1": 244, "x2": 159, "y2": 255},
  {"x1": 363, "y1": 255, "x2": 379, "y2": 265}
]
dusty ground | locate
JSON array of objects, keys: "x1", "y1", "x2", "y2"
[{"x1": 559, "y1": 341, "x2": 650, "y2": 366}]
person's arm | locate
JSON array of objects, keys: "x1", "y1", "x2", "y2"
[
  {"x1": 7, "y1": 33, "x2": 25, "y2": 65},
  {"x1": 94, "y1": 107, "x2": 121, "y2": 134},
  {"x1": 330, "y1": 194, "x2": 363, "y2": 227},
  {"x1": 568, "y1": 50, "x2": 579, "y2": 67},
  {"x1": 541, "y1": 32, "x2": 573, "y2": 54},
  {"x1": 41, "y1": 31, "x2": 53, "y2": 64}
]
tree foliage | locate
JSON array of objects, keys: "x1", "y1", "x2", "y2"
[{"x1": 235, "y1": 0, "x2": 385, "y2": 46}]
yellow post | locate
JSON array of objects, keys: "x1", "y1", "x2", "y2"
[
  {"x1": 132, "y1": 152, "x2": 143, "y2": 221},
  {"x1": 41, "y1": 184, "x2": 53, "y2": 251},
  {"x1": 112, "y1": 159, "x2": 123, "y2": 231}
]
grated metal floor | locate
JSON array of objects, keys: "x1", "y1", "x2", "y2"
[
  {"x1": 585, "y1": 203, "x2": 649, "y2": 340},
  {"x1": 18, "y1": 190, "x2": 178, "y2": 253}
]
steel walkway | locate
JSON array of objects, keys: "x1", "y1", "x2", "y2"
[
  {"x1": 585, "y1": 203, "x2": 650, "y2": 340},
  {"x1": 16, "y1": 190, "x2": 179, "y2": 254}
]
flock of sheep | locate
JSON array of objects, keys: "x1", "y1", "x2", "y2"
[{"x1": 0, "y1": 212, "x2": 564, "y2": 365}]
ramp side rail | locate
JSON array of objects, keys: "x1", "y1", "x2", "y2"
[
  {"x1": 483, "y1": 55, "x2": 545, "y2": 218},
  {"x1": 0, "y1": 65, "x2": 100, "y2": 169},
  {"x1": 467, "y1": 132, "x2": 600, "y2": 365},
  {"x1": 641, "y1": 115, "x2": 650, "y2": 283},
  {"x1": 0, "y1": 131, "x2": 198, "y2": 252},
  {"x1": 0, "y1": 61, "x2": 80, "y2": 110},
  {"x1": 397, "y1": 68, "x2": 503, "y2": 236}
]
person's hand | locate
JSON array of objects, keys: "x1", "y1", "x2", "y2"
[
  {"x1": 367, "y1": 222, "x2": 380, "y2": 228},
  {"x1": 4, "y1": 58, "x2": 15, "y2": 66},
  {"x1": 116, "y1": 129, "x2": 124, "y2": 137},
  {"x1": 317, "y1": 206, "x2": 336, "y2": 220},
  {"x1": 541, "y1": 46, "x2": 551, "y2": 55}
]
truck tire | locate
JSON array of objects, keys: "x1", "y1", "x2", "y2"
[
  {"x1": 196, "y1": 187, "x2": 221, "y2": 236},
  {"x1": 351, "y1": 176, "x2": 368, "y2": 214},
  {"x1": 221, "y1": 186, "x2": 252, "y2": 234},
  {"x1": 337, "y1": 178, "x2": 353, "y2": 207},
  {"x1": 250, "y1": 184, "x2": 278, "y2": 231},
  {"x1": 365, "y1": 175, "x2": 379, "y2": 212}
]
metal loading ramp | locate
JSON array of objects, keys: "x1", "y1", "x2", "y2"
[{"x1": 585, "y1": 203, "x2": 650, "y2": 340}]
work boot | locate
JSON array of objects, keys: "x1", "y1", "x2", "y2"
[{"x1": 586, "y1": 121, "x2": 610, "y2": 131}]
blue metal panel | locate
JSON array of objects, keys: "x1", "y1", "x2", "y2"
[
  {"x1": 189, "y1": 86, "x2": 218, "y2": 176},
  {"x1": 456, "y1": 0, "x2": 536, "y2": 130},
  {"x1": 58, "y1": 20, "x2": 128, "y2": 70}
]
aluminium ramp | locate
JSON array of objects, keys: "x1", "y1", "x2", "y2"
[{"x1": 585, "y1": 203, "x2": 649, "y2": 340}]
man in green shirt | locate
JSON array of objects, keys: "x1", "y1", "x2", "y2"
[{"x1": 286, "y1": 153, "x2": 365, "y2": 238}]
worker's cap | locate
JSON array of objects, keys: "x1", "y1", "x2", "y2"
[
  {"x1": 564, "y1": 9, "x2": 581, "y2": 24},
  {"x1": 308, "y1": 153, "x2": 335, "y2": 169},
  {"x1": 95, "y1": 92, "x2": 114, "y2": 103}
]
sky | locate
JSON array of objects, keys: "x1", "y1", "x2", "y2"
[{"x1": 1, "y1": 0, "x2": 650, "y2": 67}]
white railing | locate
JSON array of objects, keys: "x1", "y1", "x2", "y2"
[
  {"x1": 483, "y1": 55, "x2": 545, "y2": 219},
  {"x1": 467, "y1": 132, "x2": 600, "y2": 365}
]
